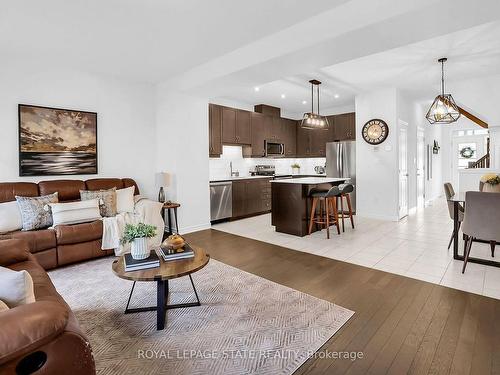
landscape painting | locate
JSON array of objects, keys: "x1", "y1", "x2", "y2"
[{"x1": 19, "y1": 104, "x2": 97, "y2": 176}]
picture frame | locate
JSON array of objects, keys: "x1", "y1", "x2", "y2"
[{"x1": 18, "y1": 104, "x2": 98, "y2": 176}]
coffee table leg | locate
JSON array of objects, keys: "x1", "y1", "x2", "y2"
[{"x1": 157, "y1": 279, "x2": 167, "y2": 330}]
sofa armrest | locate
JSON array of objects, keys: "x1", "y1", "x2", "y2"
[
  {"x1": 0, "y1": 239, "x2": 30, "y2": 266},
  {"x1": 0, "y1": 301, "x2": 69, "y2": 365}
]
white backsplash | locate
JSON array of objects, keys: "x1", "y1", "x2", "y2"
[{"x1": 209, "y1": 145, "x2": 326, "y2": 180}]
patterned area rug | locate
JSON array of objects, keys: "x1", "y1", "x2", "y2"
[{"x1": 49, "y1": 257, "x2": 354, "y2": 375}]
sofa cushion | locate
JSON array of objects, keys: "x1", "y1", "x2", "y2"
[
  {"x1": 55, "y1": 220, "x2": 103, "y2": 246},
  {"x1": 50, "y1": 199, "x2": 101, "y2": 226},
  {"x1": 0, "y1": 201, "x2": 22, "y2": 234},
  {"x1": 0, "y1": 182, "x2": 38, "y2": 204},
  {"x1": 38, "y1": 180, "x2": 85, "y2": 202},
  {"x1": 80, "y1": 188, "x2": 117, "y2": 217},
  {"x1": 8, "y1": 229, "x2": 57, "y2": 253},
  {"x1": 0, "y1": 266, "x2": 35, "y2": 307},
  {"x1": 15, "y1": 193, "x2": 59, "y2": 230},
  {"x1": 85, "y1": 178, "x2": 124, "y2": 191}
]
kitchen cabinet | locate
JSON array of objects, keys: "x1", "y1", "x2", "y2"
[
  {"x1": 310, "y1": 128, "x2": 329, "y2": 157},
  {"x1": 296, "y1": 123, "x2": 313, "y2": 157},
  {"x1": 332, "y1": 112, "x2": 355, "y2": 141},
  {"x1": 282, "y1": 119, "x2": 296, "y2": 157},
  {"x1": 208, "y1": 104, "x2": 222, "y2": 157},
  {"x1": 250, "y1": 112, "x2": 267, "y2": 157},
  {"x1": 221, "y1": 107, "x2": 251, "y2": 145},
  {"x1": 232, "y1": 178, "x2": 271, "y2": 218}
]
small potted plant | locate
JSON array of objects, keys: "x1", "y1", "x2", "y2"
[
  {"x1": 121, "y1": 223, "x2": 157, "y2": 260},
  {"x1": 291, "y1": 163, "x2": 301, "y2": 175},
  {"x1": 480, "y1": 173, "x2": 500, "y2": 193}
]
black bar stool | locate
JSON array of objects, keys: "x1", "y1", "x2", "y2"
[
  {"x1": 337, "y1": 184, "x2": 355, "y2": 232},
  {"x1": 308, "y1": 186, "x2": 341, "y2": 239}
]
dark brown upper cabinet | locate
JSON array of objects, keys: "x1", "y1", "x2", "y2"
[
  {"x1": 332, "y1": 112, "x2": 355, "y2": 141},
  {"x1": 250, "y1": 112, "x2": 267, "y2": 157},
  {"x1": 221, "y1": 107, "x2": 251, "y2": 145},
  {"x1": 208, "y1": 104, "x2": 222, "y2": 157},
  {"x1": 296, "y1": 123, "x2": 312, "y2": 157},
  {"x1": 282, "y1": 119, "x2": 296, "y2": 157}
]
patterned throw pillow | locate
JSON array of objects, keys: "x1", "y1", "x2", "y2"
[
  {"x1": 15, "y1": 192, "x2": 59, "y2": 231},
  {"x1": 80, "y1": 188, "x2": 117, "y2": 217}
]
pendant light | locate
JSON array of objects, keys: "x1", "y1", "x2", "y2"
[
  {"x1": 425, "y1": 58, "x2": 460, "y2": 124},
  {"x1": 301, "y1": 79, "x2": 329, "y2": 130}
]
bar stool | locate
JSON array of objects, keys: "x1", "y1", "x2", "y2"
[
  {"x1": 337, "y1": 184, "x2": 355, "y2": 232},
  {"x1": 308, "y1": 186, "x2": 341, "y2": 239}
]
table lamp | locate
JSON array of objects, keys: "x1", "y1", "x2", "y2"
[{"x1": 156, "y1": 172, "x2": 170, "y2": 203}]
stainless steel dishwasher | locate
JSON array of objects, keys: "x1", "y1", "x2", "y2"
[{"x1": 210, "y1": 181, "x2": 232, "y2": 221}]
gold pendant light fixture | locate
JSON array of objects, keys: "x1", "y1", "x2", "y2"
[
  {"x1": 301, "y1": 79, "x2": 329, "y2": 130},
  {"x1": 425, "y1": 58, "x2": 460, "y2": 124}
]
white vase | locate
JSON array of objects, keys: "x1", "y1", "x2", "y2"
[
  {"x1": 483, "y1": 183, "x2": 500, "y2": 193},
  {"x1": 292, "y1": 167, "x2": 300, "y2": 175},
  {"x1": 131, "y1": 237, "x2": 150, "y2": 260}
]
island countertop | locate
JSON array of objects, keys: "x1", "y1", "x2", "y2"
[{"x1": 270, "y1": 177, "x2": 349, "y2": 184}]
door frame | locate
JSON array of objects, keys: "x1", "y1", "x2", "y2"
[
  {"x1": 416, "y1": 127, "x2": 425, "y2": 208},
  {"x1": 398, "y1": 120, "x2": 409, "y2": 220}
]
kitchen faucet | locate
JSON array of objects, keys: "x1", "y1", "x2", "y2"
[{"x1": 230, "y1": 161, "x2": 239, "y2": 177}]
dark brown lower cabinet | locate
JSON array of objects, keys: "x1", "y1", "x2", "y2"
[{"x1": 232, "y1": 179, "x2": 271, "y2": 219}]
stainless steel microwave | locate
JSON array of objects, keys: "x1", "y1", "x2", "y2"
[{"x1": 265, "y1": 140, "x2": 285, "y2": 157}]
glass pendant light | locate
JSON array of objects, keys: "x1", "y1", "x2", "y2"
[
  {"x1": 301, "y1": 79, "x2": 329, "y2": 130},
  {"x1": 426, "y1": 58, "x2": 460, "y2": 124}
]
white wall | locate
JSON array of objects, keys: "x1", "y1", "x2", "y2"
[
  {"x1": 155, "y1": 87, "x2": 211, "y2": 233},
  {"x1": 355, "y1": 88, "x2": 399, "y2": 221},
  {"x1": 0, "y1": 66, "x2": 157, "y2": 198}
]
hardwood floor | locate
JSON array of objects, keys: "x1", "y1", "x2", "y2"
[{"x1": 184, "y1": 229, "x2": 500, "y2": 375}]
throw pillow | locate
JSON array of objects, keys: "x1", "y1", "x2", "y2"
[
  {"x1": 15, "y1": 192, "x2": 59, "y2": 231},
  {"x1": 116, "y1": 186, "x2": 135, "y2": 213},
  {"x1": 80, "y1": 188, "x2": 117, "y2": 217},
  {"x1": 0, "y1": 266, "x2": 35, "y2": 308},
  {"x1": 49, "y1": 198, "x2": 102, "y2": 226},
  {"x1": 0, "y1": 299, "x2": 9, "y2": 312},
  {"x1": 0, "y1": 201, "x2": 23, "y2": 233}
]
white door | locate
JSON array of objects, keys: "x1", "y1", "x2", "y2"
[
  {"x1": 399, "y1": 124, "x2": 409, "y2": 219},
  {"x1": 416, "y1": 129, "x2": 425, "y2": 207}
]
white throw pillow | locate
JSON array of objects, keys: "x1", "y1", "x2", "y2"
[
  {"x1": 0, "y1": 201, "x2": 23, "y2": 233},
  {"x1": 116, "y1": 186, "x2": 135, "y2": 213},
  {"x1": 49, "y1": 198, "x2": 102, "y2": 226},
  {"x1": 0, "y1": 300, "x2": 9, "y2": 312},
  {"x1": 0, "y1": 266, "x2": 35, "y2": 308}
]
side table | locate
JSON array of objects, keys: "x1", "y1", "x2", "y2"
[{"x1": 162, "y1": 202, "x2": 180, "y2": 236}]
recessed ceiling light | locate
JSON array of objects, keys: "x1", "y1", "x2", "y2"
[
  {"x1": 334, "y1": 94, "x2": 340, "y2": 99},
  {"x1": 254, "y1": 87, "x2": 260, "y2": 92},
  {"x1": 302, "y1": 100, "x2": 307, "y2": 105},
  {"x1": 281, "y1": 94, "x2": 286, "y2": 99}
]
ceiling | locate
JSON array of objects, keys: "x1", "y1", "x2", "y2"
[
  {"x1": 0, "y1": 0, "x2": 343, "y2": 82},
  {"x1": 3, "y1": 0, "x2": 500, "y2": 115},
  {"x1": 216, "y1": 21, "x2": 500, "y2": 114}
]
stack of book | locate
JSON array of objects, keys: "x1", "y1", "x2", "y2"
[
  {"x1": 160, "y1": 244, "x2": 195, "y2": 261},
  {"x1": 124, "y1": 252, "x2": 160, "y2": 272}
]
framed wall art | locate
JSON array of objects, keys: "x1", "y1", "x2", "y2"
[{"x1": 18, "y1": 104, "x2": 97, "y2": 176}]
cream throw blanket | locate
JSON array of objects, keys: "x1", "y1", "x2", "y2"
[{"x1": 101, "y1": 196, "x2": 164, "y2": 256}]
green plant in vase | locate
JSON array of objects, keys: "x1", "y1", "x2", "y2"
[{"x1": 121, "y1": 223, "x2": 157, "y2": 260}]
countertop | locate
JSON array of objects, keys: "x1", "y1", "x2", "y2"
[
  {"x1": 210, "y1": 174, "x2": 326, "y2": 183},
  {"x1": 270, "y1": 177, "x2": 348, "y2": 184}
]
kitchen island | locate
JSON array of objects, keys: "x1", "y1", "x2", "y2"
[{"x1": 271, "y1": 177, "x2": 349, "y2": 236}]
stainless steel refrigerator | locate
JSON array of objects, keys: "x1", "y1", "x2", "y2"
[{"x1": 326, "y1": 141, "x2": 356, "y2": 212}]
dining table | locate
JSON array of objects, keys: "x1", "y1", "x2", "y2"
[{"x1": 448, "y1": 191, "x2": 500, "y2": 268}]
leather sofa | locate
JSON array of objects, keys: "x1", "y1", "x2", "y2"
[
  {"x1": 0, "y1": 178, "x2": 139, "y2": 270},
  {"x1": 0, "y1": 239, "x2": 95, "y2": 374}
]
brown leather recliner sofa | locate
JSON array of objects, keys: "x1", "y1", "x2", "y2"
[
  {"x1": 0, "y1": 178, "x2": 139, "y2": 270},
  {"x1": 0, "y1": 239, "x2": 95, "y2": 374}
]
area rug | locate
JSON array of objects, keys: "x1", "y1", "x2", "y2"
[{"x1": 49, "y1": 257, "x2": 354, "y2": 375}]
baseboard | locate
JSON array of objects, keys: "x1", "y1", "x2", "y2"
[
  {"x1": 179, "y1": 222, "x2": 211, "y2": 235},
  {"x1": 356, "y1": 212, "x2": 400, "y2": 222}
]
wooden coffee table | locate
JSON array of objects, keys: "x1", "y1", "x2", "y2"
[{"x1": 112, "y1": 245, "x2": 210, "y2": 330}]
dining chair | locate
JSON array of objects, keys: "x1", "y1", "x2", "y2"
[
  {"x1": 443, "y1": 183, "x2": 464, "y2": 250},
  {"x1": 461, "y1": 191, "x2": 500, "y2": 273}
]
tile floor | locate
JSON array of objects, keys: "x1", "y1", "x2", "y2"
[{"x1": 213, "y1": 198, "x2": 500, "y2": 300}]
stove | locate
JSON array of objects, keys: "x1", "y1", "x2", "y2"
[{"x1": 253, "y1": 165, "x2": 275, "y2": 176}]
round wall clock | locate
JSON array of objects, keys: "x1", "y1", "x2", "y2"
[{"x1": 362, "y1": 119, "x2": 389, "y2": 145}]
